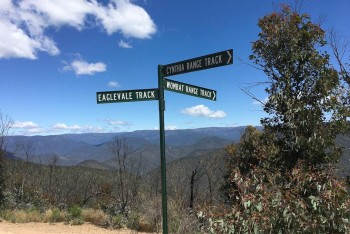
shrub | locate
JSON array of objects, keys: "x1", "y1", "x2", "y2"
[
  {"x1": 43, "y1": 208, "x2": 65, "y2": 223},
  {"x1": 3, "y1": 210, "x2": 27, "y2": 223},
  {"x1": 65, "y1": 205, "x2": 83, "y2": 225},
  {"x1": 0, "y1": 209, "x2": 42, "y2": 223},
  {"x1": 206, "y1": 162, "x2": 350, "y2": 233},
  {"x1": 82, "y1": 208, "x2": 108, "y2": 226},
  {"x1": 26, "y1": 208, "x2": 42, "y2": 222},
  {"x1": 111, "y1": 214, "x2": 126, "y2": 229},
  {"x1": 126, "y1": 211, "x2": 158, "y2": 232}
]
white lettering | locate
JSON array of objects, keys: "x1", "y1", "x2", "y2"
[
  {"x1": 205, "y1": 55, "x2": 222, "y2": 66},
  {"x1": 107, "y1": 93, "x2": 112, "y2": 101},
  {"x1": 119, "y1": 92, "x2": 132, "y2": 100},
  {"x1": 148, "y1": 91, "x2": 155, "y2": 98},
  {"x1": 185, "y1": 86, "x2": 198, "y2": 95},
  {"x1": 166, "y1": 81, "x2": 184, "y2": 92},
  {"x1": 136, "y1": 91, "x2": 154, "y2": 99},
  {"x1": 186, "y1": 59, "x2": 202, "y2": 70},
  {"x1": 200, "y1": 89, "x2": 212, "y2": 98},
  {"x1": 166, "y1": 64, "x2": 185, "y2": 75}
]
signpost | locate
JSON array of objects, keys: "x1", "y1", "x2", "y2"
[
  {"x1": 97, "y1": 49, "x2": 233, "y2": 234},
  {"x1": 157, "y1": 49, "x2": 232, "y2": 234},
  {"x1": 96, "y1": 88, "x2": 158, "y2": 104},
  {"x1": 162, "y1": 49, "x2": 233, "y2": 77},
  {"x1": 163, "y1": 78, "x2": 217, "y2": 101}
]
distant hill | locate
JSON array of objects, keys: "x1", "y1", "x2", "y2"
[
  {"x1": 6, "y1": 126, "x2": 247, "y2": 169},
  {"x1": 6, "y1": 126, "x2": 349, "y2": 176},
  {"x1": 336, "y1": 134, "x2": 350, "y2": 178}
]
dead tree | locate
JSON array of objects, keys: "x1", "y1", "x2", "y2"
[
  {"x1": 0, "y1": 111, "x2": 13, "y2": 206},
  {"x1": 109, "y1": 136, "x2": 143, "y2": 214}
]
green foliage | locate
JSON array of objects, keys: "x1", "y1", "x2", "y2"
[
  {"x1": 225, "y1": 126, "x2": 278, "y2": 174},
  {"x1": 65, "y1": 205, "x2": 84, "y2": 225},
  {"x1": 47, "y1": 208, "x2": 65, "y2": 223},
  {"x1": 250, "y1": 5, "x2": 347, "y2": 167},
  {"x1": 111, "y1": 214, "x2": 127, "y2": 229},
  {"x1": 209, "y1": 6, "x2": 350, "y2": 231},
  {"x1": 208, "y1": 152, "x2": 350, "y2": 232}
]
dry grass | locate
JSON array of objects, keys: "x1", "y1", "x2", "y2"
[
  {"x1": 42, "y1": 208, "x2": 65, "y2": 223},
  {"x1": 0, "y1": 207, "x2": 158, "y2": 232},
  {"x1": 82, "y1": 208, "x2": 108, "y2": 226},
  {"x1": 0, "y1": 209, "x2": 42, "y2": 223}
]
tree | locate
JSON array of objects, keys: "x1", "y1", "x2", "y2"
[
  {"x1": 205, "y1": 6, "x2": 350, "y2": 233},
  {"x1": 0, "y1": 111, "x2": 13, "y2": 206},
  {"x1": 249, "y1": 5, "x2": 347, "y2": 168},
  {"x1": 108, "y1": 136, "x2": 143, "y2": 214},
  {"x1": 208, "y1": 126, "x2": 350, "y2": 233},
  {"x1": 329, "y1": 29, "x2": 350, "y2": 123},
  {"x1": 13, "y1": 141, "x2": 38, "y2": 203}
]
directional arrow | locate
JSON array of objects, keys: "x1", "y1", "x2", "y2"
[
  {"x1": 227, "y1": 50, "x2": 232, "y2": 64},
  {"x1": 163, "y1": 78, "x2": 217, "y2": 101},
  {"x1": 161, "y1": 49, "x2": 233, "y2": 77}
]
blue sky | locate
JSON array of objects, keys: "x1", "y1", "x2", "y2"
[{"x1": 0, "y1": 0, "x2": 349, "y2": 135}]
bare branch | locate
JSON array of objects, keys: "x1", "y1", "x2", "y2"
[
  {"x1": 329, "y1": 28, "x2": 350, "y2": 84},
  {"x1": 0, "y1": 111, "x2": 13, "y2": 153}
]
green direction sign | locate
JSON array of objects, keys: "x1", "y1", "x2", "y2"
[
  {"x1": 163, "y1": 78, "x2": 216, "y2": 101},
  {"x1": 161, "y1": 49, "x2": 233, "y2": 77},
  {"x1": 97, "y1": 88, "x2": 158, "y2": 104}
]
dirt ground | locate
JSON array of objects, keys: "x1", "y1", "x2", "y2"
[{"x1": 0, "y1": 221, "x2": 152, "y2": 234}]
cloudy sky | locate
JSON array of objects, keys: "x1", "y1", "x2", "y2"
[{"x1": 1, "y1": 0, "x2": 349, "y2": 135}]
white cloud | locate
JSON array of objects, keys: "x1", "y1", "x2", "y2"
[
  {"x1": 52, "y1": 123, "x2": 80, "y2": 130},
  {"x1": 13, "y1": 121, "x2": 39, "y2": 129},
  {"x1": 181, "y1": 105, "x2": 227, "y2": 119},
  {"x1": 12, "y1": 121, "x2": 46, "y2": 135},
  {"x1": 108, "y1": 81, "x2": 121, "y2": 87},
  {"x1": 95, "y1": 0, "x2": 156, "y2": 38},
  {"x1": 0, "y1": 20, "x2": 59, "y2": 59},
  {"x1": 0, "y1": 0, "x2": 156, "y2": 59},
  {"x1": 118, "y1": 40, "x2": 132, "y2": 48},
  {"x1": 20, "y1": 0, "x2": 96, "y2": 28},
  {"x1": 153, "y1": 125, "x2": 177, "y2": 130},
  {"x1": 104, "y1": 119, "x2": 131, "y2": 126},
  {"x1": 52, "y1": 123, "x2": 104, "y2": 133},
  {"x1": 63, "y1": 59, "x2": 107, "y2": 75},
  {"x1": 165, "y1": 125, "x2": 177, "y2": 130},
  {"x1": 24, "y1": 127, "x2": 47, "y2": 134}
]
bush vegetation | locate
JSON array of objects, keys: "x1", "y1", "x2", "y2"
[
  {"x1": 0, "y1": 4, "x2": 349, "y2": 234},
  {"x1": 205, "y1": 5, "x2": 350, "y2": 233}
]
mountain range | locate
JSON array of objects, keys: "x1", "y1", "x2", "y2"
[
  {"x1": 5, "y1": 127, "x2": 248, "y2": 170},
  {"x1": 5, "y1": 126, "x2": 350, "y2": 177}
]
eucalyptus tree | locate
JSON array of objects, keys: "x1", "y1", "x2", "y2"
[{"x1": 249, "y1": 5, "x2": 347, "y2": 168}]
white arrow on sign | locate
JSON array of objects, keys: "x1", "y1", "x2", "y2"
[
  {"x1": 227, "y1": 50, "x2": 232, "y2": 64},
  {"x1": 212, "y1": 91, "x2": 216, "y2": 101}
]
